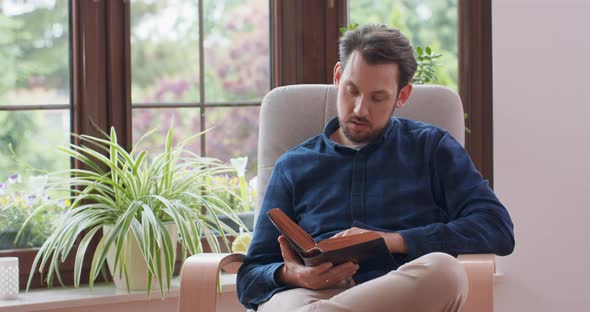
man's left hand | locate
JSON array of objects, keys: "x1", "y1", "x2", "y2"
[{"x1": 331, "y1": 227, "x2": 408, "y2": 254}]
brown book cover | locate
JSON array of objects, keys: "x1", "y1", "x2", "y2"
[{"x1": 267, "y1": 208, "x2": 396, "y2": 267}]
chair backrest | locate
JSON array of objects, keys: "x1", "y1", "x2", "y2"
[{"x1": 256, "y1": 84, "x2": 464, "y2": 216}]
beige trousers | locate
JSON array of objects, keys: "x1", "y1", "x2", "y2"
[{"x1": 258, "y1": 252, "x2": 468, "y2": 312}]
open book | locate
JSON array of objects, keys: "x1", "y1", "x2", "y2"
[{"x1": 267, "y1": 208, "x2": 395, "y2": 267}]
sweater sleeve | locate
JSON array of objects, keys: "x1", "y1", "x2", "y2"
[
  {"x1": 236, "y1": 161, "x2": 293, "y2": 310},
  {"x1": 398, "y1": 132, "x2": 515, "y2": 259}
]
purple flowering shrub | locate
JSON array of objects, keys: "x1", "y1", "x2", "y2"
[
  {"x1": 204, "y1": 0, "x2": 270, "y2": 101},
  {"x1": 131, "y1": 0, "x2": 268, "y2": 178},
  {"x1": 132, "y1": 106, "x2": 260, "y2": 178}
]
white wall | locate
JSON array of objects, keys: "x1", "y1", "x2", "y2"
[{"x1": 493, "y1": 0, "x2": 590, "y2": 310}]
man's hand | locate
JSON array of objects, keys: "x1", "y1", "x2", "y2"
[
  {"x1": 276, "y1": 236, "x2": 359, "y2": 289},
  {"x1": 332, "y1": 227, "x2": 408, "y2": 254}
]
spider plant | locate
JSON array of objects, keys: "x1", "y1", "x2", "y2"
[{"x1": 24, "y1": 126, "x2": 244, "y2": 296}]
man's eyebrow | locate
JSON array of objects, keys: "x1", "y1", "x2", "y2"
[
  {"x1": 344, "y1": 81, "x2": 358, "y2": 88},
  {"x1": 372, "y1": 90, "x2": 391, "y2": 96},
  {"x1": 344, "y1": 81, "x2": 390, "y2": 96}
]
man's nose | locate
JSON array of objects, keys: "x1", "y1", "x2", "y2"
[{"x1": 354, "y1": 96, "x2": 369, "y2": 117}]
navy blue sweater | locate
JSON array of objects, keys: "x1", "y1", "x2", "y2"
[{"x1": 237, "y1": 117, "x2": 515, "y2": 310}]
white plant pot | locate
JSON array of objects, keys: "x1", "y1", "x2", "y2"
[{"x1": 103, "y1": 223, "x2": 178, "y2": 290}]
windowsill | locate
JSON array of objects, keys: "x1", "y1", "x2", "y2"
[{"x1": 0, "y1": 274, "x2": 237, "y2": 312}]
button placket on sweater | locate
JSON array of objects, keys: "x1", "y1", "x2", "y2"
[{"x1": 350, "y1": 150, "x2": 367, "y2": 223}]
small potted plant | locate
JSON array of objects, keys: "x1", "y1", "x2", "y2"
[{"x1": 25, "y1": 126, "x2": 245, "y2": 296}]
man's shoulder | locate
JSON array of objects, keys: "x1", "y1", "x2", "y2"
[
  {"x1": 393, "y1": 117, "x2": 447, "y2": 141},
  {"x1": 276, "y1": 134, "x2": 323, "y2": 164}
]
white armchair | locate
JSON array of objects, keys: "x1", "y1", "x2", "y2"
[{"x1": 178, "y1": 84, "x2": 496, "y2": 312}]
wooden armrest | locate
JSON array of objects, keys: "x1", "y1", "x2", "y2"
[
  {"x1": 178, "y1": 253, "x2": 246, "y2": 312},
  {"x1": 458, "y1": 254, "x2": 495, "y2": 312}
]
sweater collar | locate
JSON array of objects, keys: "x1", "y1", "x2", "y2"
[{"x1": 322, "y1": 117, "x2": 395, "y2": 153}]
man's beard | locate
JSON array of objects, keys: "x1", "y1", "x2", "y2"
[
  {"x1": 338, "y1": 94, "x2": 398, "y2": 145},
  {"x1": 339, "y1": 107, "x2": 395, "y2": 144},
  {"x1": 340, "y1": 117, "x2": 384, "y2": 144}
]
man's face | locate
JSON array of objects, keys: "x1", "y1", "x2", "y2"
[{"x1": 333, "y1": 50, "x2": 412, "y2": 147}]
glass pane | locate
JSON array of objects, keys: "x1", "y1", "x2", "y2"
[
  {"x1": 132, "y1": 107, "x2": 202, "y2": 155},
  {"x1": 131, "y1": 0, "x2": 200, "y2": 104},
  {"x1": 203, "y1": 0, "x2": 270, "y2": 102},
  {"x1": 0, "y1": 110, "x2": 70, "y2": 250},
  {"x1": 0, "y1": 0, "x2": 70, "y2": 106},
  {"x1": 348, "y1": 0, "x2": 458, "y2": 90},
  {"x1": 205, "y1": 106, "x2": 259, "y2": 179}
]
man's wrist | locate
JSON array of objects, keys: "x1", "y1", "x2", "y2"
[
  {"x1": 384, "y1": 232, "x2": 408, "y2": 254},
  {"x1": 275, "y1": 264, "x2": 296, "y2": 287},
  {"x1": 275, "y1": 264, "x2": 287, "y2": 285}
]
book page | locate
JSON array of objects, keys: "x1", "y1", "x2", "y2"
[{"x1": 268, "y1": 208, "x2": 317, "y2": 252}]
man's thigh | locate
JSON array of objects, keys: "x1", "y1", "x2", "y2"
[
  {"x1": 259, "y1": 253, "x2": 467, "y2": 312},
  {"x1": 308, "y1": 252, "x2": 467, "y2": 312},
  {"x1": 258, "y1": 287, "x2": 346, "y2": 312},
  {"x1": 258, "y1": 253, "x2": 466, "y2": 312}
]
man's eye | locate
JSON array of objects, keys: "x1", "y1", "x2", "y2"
[
  {"x1": 373, "y1": 97, "x2": 385, "y2": 102},
  {"x1": 347, "y1": 88, "x2": 359, "y2": 95}
]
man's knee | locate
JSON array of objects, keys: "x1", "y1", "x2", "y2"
[
  {"x1": 419, "y1": 252, "x2": 468, "y2": 298},
  {"x1": 259, "y1": 289, "x2": 313, "y2": 311},
  {"x1": 259, "y1": 288, "x2": 344, "y2": 312}
]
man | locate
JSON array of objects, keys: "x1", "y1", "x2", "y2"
[{"x1": 237, "y1": 24, "x2": 514, "y2": 312}]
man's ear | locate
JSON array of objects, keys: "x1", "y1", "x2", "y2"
[
  {"x1": 395, "y1": 84, "x2": 413, "y2": 109},
  {"x1": 333, "y1": 62, "x2": 342, "y2": 87}
]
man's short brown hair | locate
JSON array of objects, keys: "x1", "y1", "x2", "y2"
[{"x1": 339, "y1": 24, "x2": 417, "y2": 90}]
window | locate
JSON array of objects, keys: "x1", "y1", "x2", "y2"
[
  {"x1": 131, "y1": 0, "x2": 269, "y2": 178},
  {"x1": 0, "y1": 0, "x2": 269, "y2": 288},
  {"x1": 349, "y1": 0, "x2": 458, "y2": 91},
  {"x1": 0, "y1": 0, "x2": 70, "y2": 251}
]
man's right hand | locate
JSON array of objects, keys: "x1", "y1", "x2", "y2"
[{"x1": 275, "y1": 236, "x2": 359, "y2": 289}]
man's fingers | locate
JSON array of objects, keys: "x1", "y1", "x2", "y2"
[
  {"x1": 277, "y1": 236, "x2": 360, "y2": 290},
  {"x1": 278, "y1": 236, "x2": 299, "y2": 262},
  {"x1": 328, "y1": 261, "x2": 359, "y2": 277},
  {"x1": 310, "y1": 261, "x2": 334, "y2": 273},
  {"x1": 331, "y1": 227, "x2": 366, "y2": 239},
  {"x1": 316, "y1": 262, "x2": 359, "y2": 289},
  {"x1": 332, "y1": 230, "x2": 348, "y2": 238}
]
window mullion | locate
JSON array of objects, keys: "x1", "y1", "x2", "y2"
[
  {"x1": 71, "y1": 0, "x2": 108, "y2": 143},
  {"x1": 198, "y1": 0, "x2": 206, "y2": 157},
  {"x1": 72, "y1": 0, "x2": 130, "y2": 150},
  {"x1": 459, "y1": 0, "x2": 494, "y2": 187},
  {"x1": 105, "y1": 0, "x2": 132, "y2": 150},
  {"x1": 271, "y1": 0, "x2": 347, "y2": 87}
]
